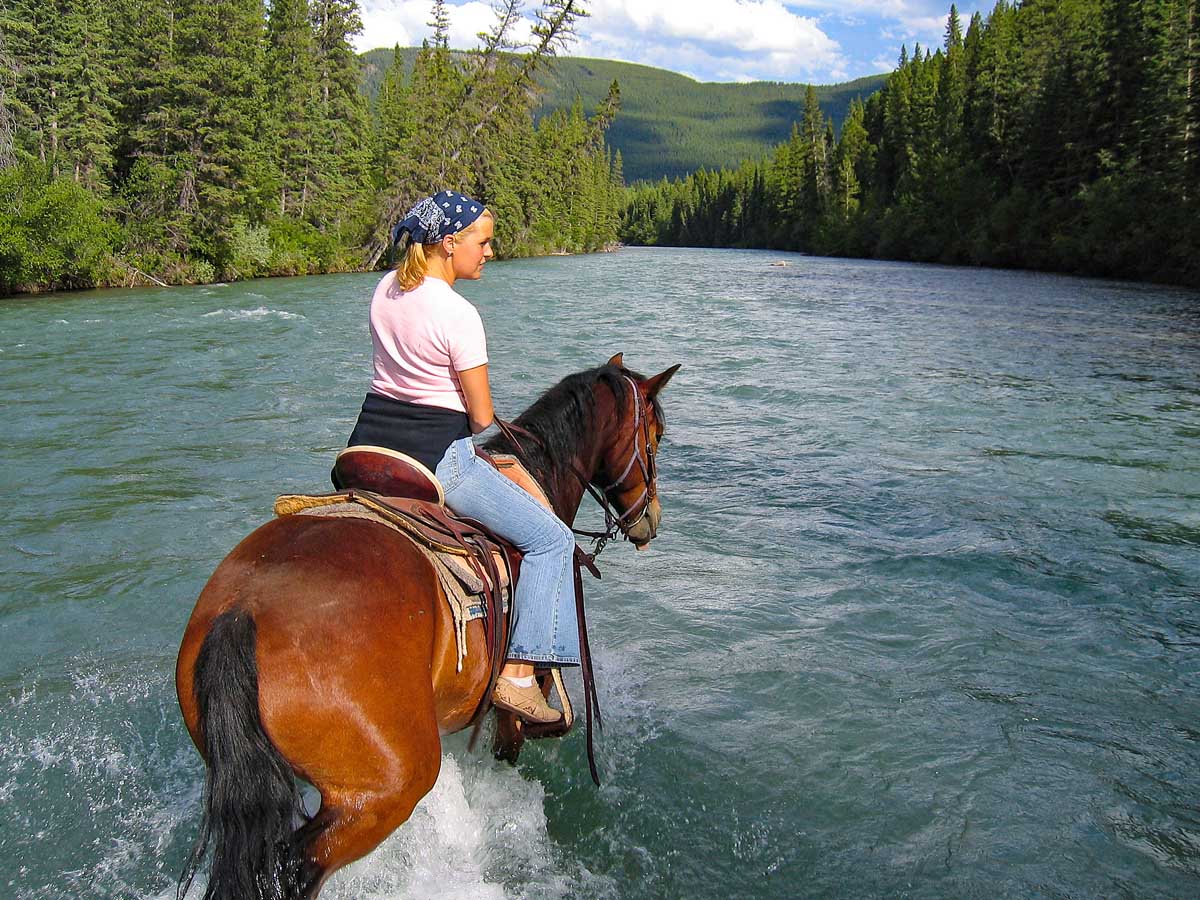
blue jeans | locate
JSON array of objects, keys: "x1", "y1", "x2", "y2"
[{"x1": 435, "y1": 437, "x2": 580, "y2": 666}]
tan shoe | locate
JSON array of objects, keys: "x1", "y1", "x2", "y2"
[{"x1": 492, "y1": 677, "x2": 562, "y2": 724}]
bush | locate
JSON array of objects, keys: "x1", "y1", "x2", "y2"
[
  {"x1": 0, "y1": 161, "x2": 119, "y2": 294},
  {"x1": 225, "y1": 217, "x2": 273, "y2": 280},
  {"x1": 186, "y1": 259, "x2": 217, "y2": 285},
  {"x1": 267, "y1": 219, "x2": 343, "y2": 275}
]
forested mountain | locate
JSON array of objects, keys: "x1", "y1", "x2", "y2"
[
  {"x1": 361, "y1": 48, "x2": 886, "y2": 182},
  {"x1": 0, "y1": 0, "x2": 621, "y2": 294},
  {"x1": 622, "y1": 1, "x2": 1200, "y2": 288}
]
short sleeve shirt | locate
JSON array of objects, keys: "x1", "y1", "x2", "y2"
[{"x1": 368, "y1": 273, "x2": 488, "y2": 414}]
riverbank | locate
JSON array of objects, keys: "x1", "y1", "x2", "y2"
[{"x1": 0, "y1": 244, "x2": 624, "y2": 299}]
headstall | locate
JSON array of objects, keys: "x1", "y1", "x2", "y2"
[{"x1": 495, "y1": 375, "x2": 659, "y2": 561}]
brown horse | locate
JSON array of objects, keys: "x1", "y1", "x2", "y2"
[{"x1": 175, "y1": 356, "x2": 679, "y2": 900}]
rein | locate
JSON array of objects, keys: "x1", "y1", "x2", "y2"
[{"x1": 491, "y1": 376, "x2": 659, "y2": 786}]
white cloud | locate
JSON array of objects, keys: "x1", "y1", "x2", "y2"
[
  {"x1": 355, "y1": 0, "x2": 521, "y2": 53},
  {"x1": 876, "y1": 4, "x2": 984, "y2": 48},
  {"x1": 352, "y1": 0, "x2": 983, "y2": 83},
  {"x1": 572, "y1": 0, "x2": 845, "y2": 82}
]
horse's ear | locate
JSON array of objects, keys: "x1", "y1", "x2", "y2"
[
  {"x1": 607, "y1": 352, "x2": 624, "y2": 368},
  {"x1": 643, "y1": 364, "x2": 680, "y2": 400}
]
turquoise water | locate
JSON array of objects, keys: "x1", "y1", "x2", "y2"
[{"x1": 2, "y1": 247, "x2": 1198, "y2": 898}]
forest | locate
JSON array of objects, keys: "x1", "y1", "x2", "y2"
[
  {"x1": 621, "y1": 1, "x2": 1200, "y2": 287},
  {"x1": 0, "y1": 0, "x2": 623, "y2": 294}
]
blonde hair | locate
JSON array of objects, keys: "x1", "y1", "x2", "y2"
[
  {"x1": 394, "y1": 209, "x2": 493, "y2": 291},
  {"x1": 396, "y1": 241, "x2": 433, "y2": 291}
]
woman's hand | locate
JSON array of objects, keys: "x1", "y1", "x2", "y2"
[{"x1": 457, "y1": 364, "x2": 495, "y2": 434}]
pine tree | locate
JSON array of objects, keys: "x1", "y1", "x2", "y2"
[
  {"x1": 264, "y1": 0, "x2": 320, "y2": 218},
  {"x1": 0, "y1": 3, "x2": 32, "y2": 169},
  {"x1": 937, "y1": 4, "x2": 967, "y2": 154},
  {"x1": 1186, "y1": 0, "x2": 1199, "y2": 190},
  {"x1": 56, "y1": 0, "x2": 118, "y2": 190},
  {"x1": 375, "y1": 44, "x2": 412, "y2": 188},
  {"x1": 964, "y1": 2, "x2": 1021, "y2": 182},
  {"x1": 833, "y1": 98, "x2": 868, "y2": 218},
  {"x1": 800, "y1": 84, "x2": 831, "y2": 223},
  {"x1": 7, "y1": 0, "x2": 60, "y2": 167},
  {"x1": 166, "y1": 0, "x2": 268, "y2": 262},
  {"x1": 308, "y1": 0, "x2": 373, "y2": 236}
]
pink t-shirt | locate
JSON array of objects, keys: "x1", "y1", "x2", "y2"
[{"x1": 368, "y1": 273, "x2": 488, "y2": 413}]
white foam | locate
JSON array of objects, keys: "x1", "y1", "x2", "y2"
[
  {"x1": 324, "y1": 754, "x2": 612, "y2": 900},
  {"x1": 5, "y1": 659, "x2": 612, "y2": 900},
  {"x1": 201, "y1": 307, "x2": 305, "y2": 321}
]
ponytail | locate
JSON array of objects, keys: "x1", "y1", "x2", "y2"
[{"x1": 396, "y1": 241, "x2": 435, "y2": 291}]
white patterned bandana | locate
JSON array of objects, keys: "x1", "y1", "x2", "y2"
[{"x1": 392, "y1": 190, "x2": 485, "y2": 246}]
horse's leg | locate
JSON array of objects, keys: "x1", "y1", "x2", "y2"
[
  {"x1": 249, "y1": 526, "x2": 447, "y2": 896},
  {"x1": 493, "y1": 709, "x2": 526, "y2": 763},
  {"x1": 177, "y1": 517, "x2": 489, "y2": 899},
  {"x1": 288, "y1": 719, "x2": 442, "y2": 898}
]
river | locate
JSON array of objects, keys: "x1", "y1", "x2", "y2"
[{"x1": 2, "y1": 247, "x2": 1198, "y2": 898}]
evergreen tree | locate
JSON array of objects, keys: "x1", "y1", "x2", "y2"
[
  {"x1": 149, "y1": 0, "x2": 268, "y2": 266},
  {"x1": 308, "y1": 0, "x2": 373, "y2": 236},
  {"x1": 7, "y1": 0, "x2": 60, "y2": 167},
  {"x1": 833, "y1": 98, "x2": 868, "y2": 218},
  {"x1": 375, "y1": 43, "x2": 412, "y2": 188},
  {"x1": 0, "y1": 3, "x2": 32, "y2": 169},
  {"x1": 936, "y1": 4, "x2": 967, "y2": 153},
  {"x1": 264, "y1": 0, "x2": 320, "y2": 219},
  {"x1": 56, "y1": 0, "x2": 118, "y2": 190}
]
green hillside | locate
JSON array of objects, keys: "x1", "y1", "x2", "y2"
[{"x1": 359, "y1": 49, "x2": 886, "y2": 182}]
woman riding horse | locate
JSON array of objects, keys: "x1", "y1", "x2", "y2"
[
  {"x1": 344, "y1": 190, "x2": 573, "y2": 724},
  {"x1": 175, "y1": 193, "x2": 679, "y2": 899}
]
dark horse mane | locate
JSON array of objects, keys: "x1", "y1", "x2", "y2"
[{"x1": 483, "y1": 363, "x2": 662, "y2": 488}]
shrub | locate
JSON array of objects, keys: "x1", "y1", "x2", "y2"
[{"x1": 0, "y1": 161, "x2": 119, "y2": 294}]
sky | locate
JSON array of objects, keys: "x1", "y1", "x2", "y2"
[{"x1": 353, "y1": 0, "x2": 986, "y2": 84}]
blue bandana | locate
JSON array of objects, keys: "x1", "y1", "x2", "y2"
[{"x1": 392, "y1": 190, "x2": 485, "y2": 247}]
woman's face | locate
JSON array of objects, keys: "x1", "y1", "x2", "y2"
[{"x1": 450, "y1": 214, "x2": 495, "y2": 281}]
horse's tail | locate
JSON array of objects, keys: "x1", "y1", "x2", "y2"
[{"x1": 179, "y1": 609, "x2": 306, "y2": 900}]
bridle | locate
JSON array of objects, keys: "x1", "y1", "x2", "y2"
[
  {"x1": 586, "y1": 375, "x2": 660, "y2": 552},
  {"x1": 495, "y1": 374, "x2": 660, "y2": 560}
]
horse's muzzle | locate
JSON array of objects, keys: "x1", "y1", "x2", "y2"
[{"x1": 627, "y1": 498, "x2": 661, "y2": 549}]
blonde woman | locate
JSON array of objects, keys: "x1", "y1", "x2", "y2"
[{"x1": 345, "y1": 190, "x2": 571, "y2": 724}]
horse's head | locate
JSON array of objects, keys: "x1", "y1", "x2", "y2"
[{"x1": 597, "y1": 353, "x2": 680, "y2": 549}]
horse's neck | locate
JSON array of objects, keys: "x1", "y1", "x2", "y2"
[
  {"x1": 543, "y1": 390, "x2": 615, "y2": 526},
  {"x1": 545, "y1": 446, "x2": 600, "y2": 526}
]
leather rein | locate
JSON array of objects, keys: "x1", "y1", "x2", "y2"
[{"x1": 491, "y1": 375, "x2": 661, "y2": 785}]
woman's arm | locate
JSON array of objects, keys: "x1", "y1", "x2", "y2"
[{"x1": 457, "y1": 364, "x2": 495, "y2": 434}]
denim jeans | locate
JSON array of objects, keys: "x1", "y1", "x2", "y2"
[{"x1": 435, "y1": 437, "x2": 580, "y2": 666}]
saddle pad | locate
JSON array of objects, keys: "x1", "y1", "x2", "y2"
[{"x1": 276, "y1": 491, "x2": 469, "y2": 556}]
